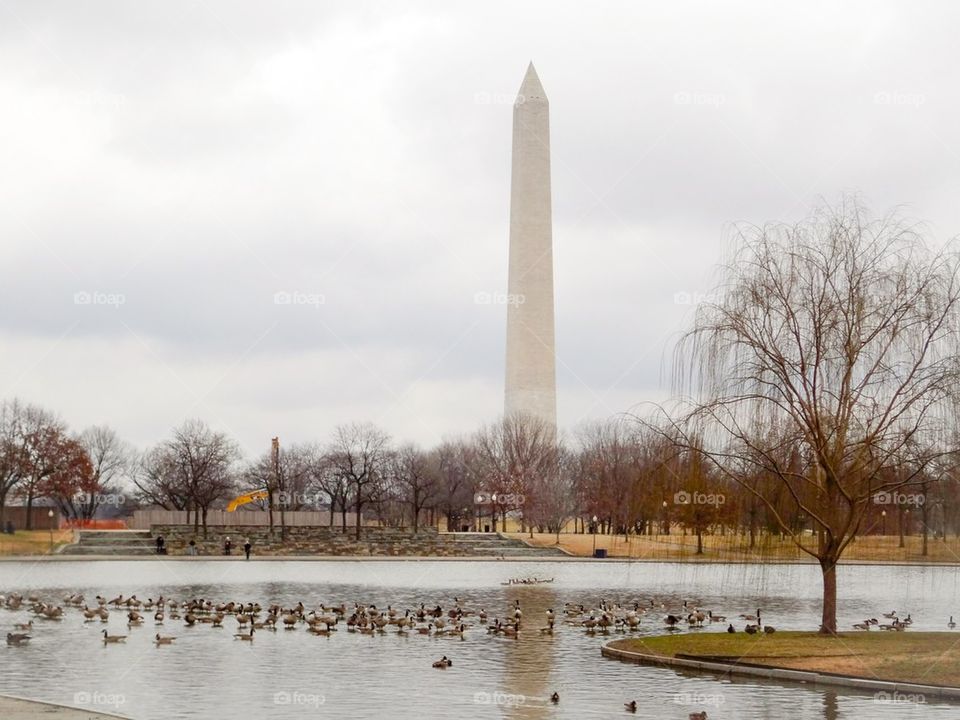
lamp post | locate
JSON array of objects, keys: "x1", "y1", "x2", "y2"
[
  {"x1": 592, "y1": 515, "x2": 598, "y2": 555},
  {"x1": 881, "y1": 510, "x2": 887, "y2": 536},
  {"x1": 662, "y1": 500, "x2": 669, "y2": 536},
  {"x1": 47, "y1": 509, "x2": 55, "y2": 552}
]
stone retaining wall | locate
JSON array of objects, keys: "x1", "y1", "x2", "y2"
[{"x1": 149, "y1": 525, "x2": 474, "y2": 557}]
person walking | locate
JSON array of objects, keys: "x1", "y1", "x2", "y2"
[{"x1": 243, "y1": 538, "x2": 252, "y2": 560}]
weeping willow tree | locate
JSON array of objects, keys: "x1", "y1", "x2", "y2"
[{"x1": 650, "y1": 198, "x2": 960, "y2": 634}]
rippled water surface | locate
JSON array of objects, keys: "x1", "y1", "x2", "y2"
[{"x1": 0, "y1": 560, "x2": 957, "y2": 719}]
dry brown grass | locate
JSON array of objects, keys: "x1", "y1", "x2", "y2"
[
  {"x1": 510, "y1": 530, "x2": 960, "y2": 563},
  {"x1": 613, "y1": 632, "x2": 960, "y2": 686},
  {"x1": 0, "y1": 529, "x2": 73, "y2": 556}
]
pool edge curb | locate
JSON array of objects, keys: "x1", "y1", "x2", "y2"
[{"x1": 600, "y1": 642, "x2": 960, "y2": 701}]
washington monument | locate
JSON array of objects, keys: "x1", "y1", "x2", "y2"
[{"x1": 504, "y1": 63, "x2": 557, "y2": 427}]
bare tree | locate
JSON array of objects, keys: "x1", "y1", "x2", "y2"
[
  {"x1": 652, "y1": 199, "x2": 960, "y2": 633},
  {"x1": 134, "y1": 445, "x2": 191, "y2": 511},
  {"x1": 326, "y1": 422, "x2": 390, "y2": 539},
  {"x1": 475, "y1": 412, "x2": 558, "y2": 534},
  {"x1": 75, "y1": 426, "x2": 132, "y2": 519},
  {"x1": 243, "y1": 440, "x2": 314, "y2": 537},
  {"x1": 0, "y1": 400, "x2": 31, "y2": 527},
  {"x1": 436, "y1": 439, "x2": 478, "y2": 531},
  {"x1": 391, "y1": 444, "x2": 439, "y2": 533},
  {"x1": 166, "y1": 419, "x2": 240, "y2": 536}
]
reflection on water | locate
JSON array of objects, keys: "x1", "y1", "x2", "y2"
[{"x1": 0, "y1": 560, "x2": 955, "y2": 719}]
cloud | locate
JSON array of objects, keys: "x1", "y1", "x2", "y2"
[{"x1": 2, "y1": 0, "x2": 959, "y2": 453}]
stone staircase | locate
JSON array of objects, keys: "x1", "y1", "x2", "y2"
[
  {"x1": 445, "y1": 533, "x2": 569, "y2": 557},
  {"x1": 60, "y1": 530, "x2": 157, "y2": 556}
]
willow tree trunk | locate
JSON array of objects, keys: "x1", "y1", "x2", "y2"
[{"x1": 819, "y1": 557, "x2": 838, "y2": 634}]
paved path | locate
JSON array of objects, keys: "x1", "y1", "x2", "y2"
[{"x1": 0, "y1": 694, "x2": 127, "y2": 719}]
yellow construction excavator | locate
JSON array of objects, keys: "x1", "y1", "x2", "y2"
[{"x1": 226, "y1": 490, "x2": 269, "y2": 512}]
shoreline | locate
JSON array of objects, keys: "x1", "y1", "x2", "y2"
[
  {"x1": 602, "y1": 636, "x2": 960, "y2": 702},
  {"x1": 0, "y1": 693, "x2": 129, "y2": 720}
]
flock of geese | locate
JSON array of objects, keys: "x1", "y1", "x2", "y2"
[
  {"x1": 5, "y1": 589, "x2": 936, "y2": 717},
  {"x1": 2, "y1": 591, "x2": 774, "y2": 646},
  {"x1": 851, "y1": 610, "x2": 917, "y2": 632},
  {"x1": 0, "y1": 590, "x2": 739, "y2": 716}
]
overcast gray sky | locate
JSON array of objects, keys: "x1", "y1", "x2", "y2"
[{"x1": 2, "y1": 0, "x2": 959, "y2": 454}]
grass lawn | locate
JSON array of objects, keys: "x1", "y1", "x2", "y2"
[
  {"x1": 0, "y1": 529, "x2": 73, "y2": 556},
  {"x1": 512, "y1": 530, "x2": 960, "y2": 563},
  {"x1": 611, "y1": 631, "x2": 960, "y2": 687}
]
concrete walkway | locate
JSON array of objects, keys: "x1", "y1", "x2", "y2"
[{"x1": 0, "y1": 694, "x2": 128, "y2": 719}]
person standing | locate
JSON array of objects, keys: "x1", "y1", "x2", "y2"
[
  {"x1": 243, "y1": 538, "x2": 252, "y2": 560},
  {"x1": 224, "y1": 537, "x2": 232, "y2": 556},
  {"x1": 155, "y1": 535, "x2": 165, "y2": 555}
]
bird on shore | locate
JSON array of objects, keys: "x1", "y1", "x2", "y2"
[
  {"x1": 949, "y1": 616, "x2": 956, "y2": 629},
  {"x1": 624, "y1": 700, "x2": 637, "y2": 712},
  {"x1": 763, "y1": 625, "x2": 776, "y2": 634},
  {"x1": 727, "y1": 623, "x2": 736, "y2": 633}
]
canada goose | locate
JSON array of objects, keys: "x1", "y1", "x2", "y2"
[
  {"x1": 154, "y1": 633, "x2": 176, "y2": 645},
  {"x1": 882, "y1": 610, "x2": 898, "y2": 619},
  {"x1": 744, "y1": 624, "x2": 758, "y2": 634},
  {"x1": 763, "y1": 625, "x2": 776, "y2": 634},
  {"x1": 625, "y1": 700, "x2": 637, "y2": 712},
  {"x1": 6, "y1": 633, "x2": 30, "y2": 645},
  {"x1": 13, "y1": 620, "x2": 33, "y2": 631},
  {"x1": 739, "y1": 609, "x2": 760, "y2": 621},
  {"x1": 500, "y1": 622, "x2": 519, "y2": 638},
  {"x1": 234, "y1": 627, "x2": 255, "y2": 641},
  {"x1": 852, "y1": 621, "x2": 871, "y2": 630},
  {"x1": 102, "y1": 630, "x2": 126, "y2": 643},
  {"x1": 727, "y1": 623, "x2": 736, "y2": 633},
  {"x1": 550, "y1": 692, "x2": 559, "y2": 703},
  {"x1": 432, "y1": 655, "x2": 452, "y2": 669},
  {"x1": 950, "y1": 616, "x2": 956, "y2": 629},
  {"x1": 689, "y1": 713, "x2": 708, "y2": 720}
]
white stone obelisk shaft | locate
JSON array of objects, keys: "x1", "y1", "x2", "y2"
[{"x1": 504, "y1": 63, "x2": 557, "y2": 427}]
